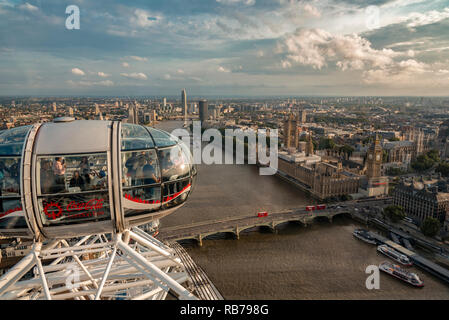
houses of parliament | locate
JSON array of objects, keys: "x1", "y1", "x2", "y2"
[{"x1": 277, "y1": 111, "x2": 388, "y2": 201}]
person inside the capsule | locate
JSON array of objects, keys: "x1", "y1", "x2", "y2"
[
  {"x1": 159, "y1": 152, "x2": 170, "y2": 180},
  {"x1": 134, "y1": 154, "x2": 150, "y2": 185},
  {"x1": 125, "y1": 152, "x2": 138, "y2": 185},
  {"x1": 69, "y1": 170, "x2": 85, "y2": 191},
  {"x1": 52, "y1": 157, "x2": 66, "y2": 193},
  {"x1": 91, "y1": 169, "x2": 107, "y2": 189},
  {"x1": 40, "y1": 160, "x2": 54, "y2": 194},
  {"x1": 8, "y1": 159, "x2": 20, "y2": 188},
  {"x1": 143, "y1": 157, "x2": 159, "y2": 185},
  {"x1": 80, "y1": 157, "x2": 91, "y2": 184}
]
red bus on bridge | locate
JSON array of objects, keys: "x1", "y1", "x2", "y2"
[{"x1": 306, "y1": 205, "x2": 326, "y2": 211}]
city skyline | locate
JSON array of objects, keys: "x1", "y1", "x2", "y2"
[{"x1": 1, "y1": 0, "x2": 449, "y2": 96}]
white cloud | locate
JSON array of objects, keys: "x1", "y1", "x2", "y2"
[
  {"x1": 67, "y1": 80, "x2": 114, "y2": 87},
  {"x1": 131, "y1": 9, "x2": 161, "y2": 28},
  {"x1": 216, "y1": 0, "x2": 256, "y2": 6},
  {"x1": 278, "y1": 28, "x2": 404, "y2": 71},
  {"x1": 122, "y1": 62, "x2": 130, "y2": 68},
  {"x1": 97, "y1": 72, "x2": 110, "y2": 78},
  {"x1": 190, "y1": 76, "x2": 203, "y2": 82},
  {"x1": 177, "y1": 69, "x2": 185, "y2": 74},
  {"x1": 218, "y1": 66, "x2": 231, "y2": 73},
  {"x1": 163, "y1": 74, "x2": 171, "y2": 80},
  {"x1": 405, "y1": 8, "x2": 449, "y2": 28},
  {"x1": 276, "y1": 27, "x2": 449, "y2": 87},
  {"x1": 18, "y1": 2, "x2": 39, "y2": 12},
  {"x1": 71, "y1": 68, "x2": 85, "y2": 76},
  {"x1": 382, "y1": 0, "x2": 430, "y2": 9},
  {"x1": 303, "y1": 4, "x2": 321, "y2": 18},
  {"x1": 129, "y1": 55, "x2": 148, "y2": 62},
  {"x1": 120, "y1": 72, "x2": 148, "y2": 80}
]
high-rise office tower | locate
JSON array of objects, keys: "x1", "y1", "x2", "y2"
[
  {"x1": 199, "y1": 99, "x2": 208, "y2": 124},
  {"x1": 128, "y1": 104, "x2": 138, "y2": 124},
  {"x1": 299, "y1": 109, "x2": 307, "y2": 124},
  {"x1": 163, "y1": 97, "x2": 167, "y2": 108},
  {"x1": 52, "y1": 102, "x2": 57, "y2": 112},
  {"x1": 182, "y1": 89, "x2": 187, "y2": 126}
]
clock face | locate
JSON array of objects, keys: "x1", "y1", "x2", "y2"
[
  {"x1": 376, "y1": 154, "x2": 381, "y2": 161},
  {"x1": 369, "y1": 154, "x2": 373, "y2": 160}
]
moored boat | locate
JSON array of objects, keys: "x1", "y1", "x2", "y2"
[
  {"x1": 377, "y1": 244, "x2": 412, "y2": 266},
  {"x1": 379, "y1": 261, "x2": 423, "y2": 287},
  {"x1": 353, "y1": 228, "x2": 377, "y2": 245}
]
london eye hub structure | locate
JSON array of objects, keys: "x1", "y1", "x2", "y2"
[{"x1": 0, "y1": 118, "x2": 220, "y2": 300}]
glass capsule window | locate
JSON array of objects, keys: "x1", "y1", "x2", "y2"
[
  {"x1": 122, "y1": 150, "x2": 160, "y2": 187},
  {"x1": 36, "y1": 153, "x2": 111, "y2": 226},
  {"x1": 0, "y1": 157, "x2": 21, "y2": 197},
  {"x1": 121, "y1": 123, "x2": 154, "y2": 151},
  {"x1": 147, "y1": 127, "x2": 178, "y2": 147},
  {"x1": 158, "y1": 145, "x2": 192, "y2": 209},
  {"x1": 158, "y1": 145, "x2": 190, "y2": 183},
  {"x1": 0, "y1": 126, "x2": 30, "y2": 231},
  {"x1": 37, "y1": 154, "x2": 108, "y2": 195},
  {"x1": 0, "y1": 157, "x2": 26, "y2": 230},
  {"x1": 0, "y1": 125, "x2": 31, "y2": 156},
  {"x1": 121, "y1": 146, "x2": 162, "y2": 217}
]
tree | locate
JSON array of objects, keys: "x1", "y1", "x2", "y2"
[
  {"x1": 340, "y1": 145, "x2": 354, "y2": 158},
  {"x1": 383, "y1": 205, "x2": 406, "y2": 223},
  {"x1": 420, "y1": 217, "x2": 441, "y2": 237},
  {"x1": 411, "y1": 154, "x2": 435, "y2": 172},
  {"x1": 382, "y1": 150, "x2": 388, "y2": 163},
  {"x1": 318, "y1": 137, "x2": 335, "y2": 150},
  {"x1": 436, "y1": 162, "x2": 449, "y2": 177},
  {"x1": 427, "y1": 149, "x2": 440, "y2": 163},
  {"x1": 386, "y1": 167, "x2": 406, "y2": 176}
]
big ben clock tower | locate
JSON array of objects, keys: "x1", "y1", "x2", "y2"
[
  {"x1": 362, "y1": 133, "x2": 388, "y2": 197},
  {"x1": 367, "y1": 134, "x2": 382, "y2": 178}
]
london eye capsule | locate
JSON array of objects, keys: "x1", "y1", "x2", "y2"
[{"x1": 0, "y1": 118, "x2": 196, "y2": 240}]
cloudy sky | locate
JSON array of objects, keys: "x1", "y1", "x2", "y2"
[{"x1": 0, "y1": 0, "x2": 449, "y2": 96}]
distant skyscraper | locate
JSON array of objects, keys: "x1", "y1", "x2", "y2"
[
  {"x1": 182, "y1": 89, "x2": 188, "y2": 126},
  {"x1": 52, "y1": 102, "x2": 57, "y2": 112},
  {"x1": 299, "y1": 109, "x2": 307, "y2": 124},
  {"x1": 68, "y1": 107, "x2": 74, "y2": 116},
  {"x1": 163, "y1": 97, "x2": 167, "y2": 108},
  {"x1": 128, "y1": 104, "x2": 138, "y2": 124},
  {"x1": 199, "y1": 99, "x2": 208, "y2": 124}
]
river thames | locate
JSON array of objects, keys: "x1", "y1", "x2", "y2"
[{"x1": 157, "y1": 121, "x2": 449, "y2": 300}]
